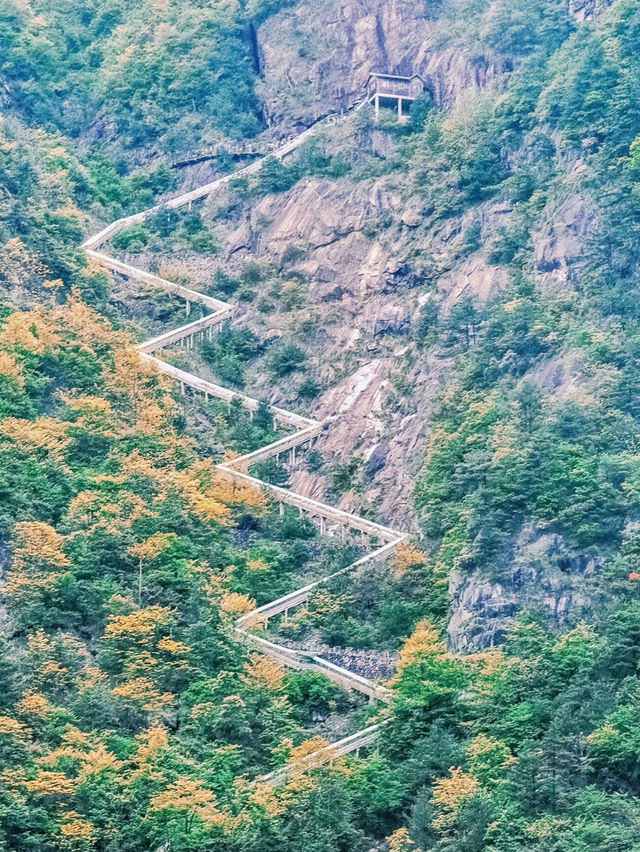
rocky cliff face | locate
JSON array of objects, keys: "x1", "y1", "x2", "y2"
[
  {"x1": 149, "y1": 125, "x2": 599, "y2": 652},
  {"x1": 213, "y1": 169, "x2": 448, "y2": 526},
  {"x1": 256, "y1": 0, "x2": 508, "y2": 124},
  {"x1": 127, "y1": 1, "x2": 615, "y2": 654},
  {"x1": 447, "y1": 525, "x2": 602, "y2": 653},
  {"x1": 192, "y1": 151, "x2": 511, "y2": 530}
]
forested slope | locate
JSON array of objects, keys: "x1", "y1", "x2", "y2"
[{"x1": 4, "y1": 0, "x2": 640, "y2": 851}]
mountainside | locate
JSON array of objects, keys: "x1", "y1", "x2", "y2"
[
  {"x1": 124, "y1": 0, "x2": 640, "y2": 655},
  {"x1": 5, "y1": 0, "x2": 640, "y2": 850}
]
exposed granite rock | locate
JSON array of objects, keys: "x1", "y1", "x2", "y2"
[
  {"x1": 569, "y1": 0, "x2": 612, "y2": 21},
  {"x1": 125, "y1": 22, "x2": 607, "y2": 659},
  {"x1": 256, "y1": 0, "x2": 508, "y2": 125},
  {"x1": 533, "y1": 196, "x2": 595, "y2": 294},
  {"x1": 438, "y1": 256, "x2": 510, "y2": 312},
  {"x1": 448, "y1": 524, "x2": 602, "y2": 653}
]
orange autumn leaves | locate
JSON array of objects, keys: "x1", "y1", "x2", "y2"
[
  {"x1": 6, "y1": 523, "x2": 72, "y2": 623},
  {"x1": 0, "y1": 298, "x2": 265, "y2": 529}
]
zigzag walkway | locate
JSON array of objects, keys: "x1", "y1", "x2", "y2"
[{"x1": 81, "y1": 94, "x2": 406, "y2": 781}]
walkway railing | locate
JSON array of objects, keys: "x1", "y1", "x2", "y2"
[
  {"x1": 259, "y1": 721, "x2": 387, "y2": 785},
  {"x1": 81, "y1": 92, "x2": 402, "y2": 783}
]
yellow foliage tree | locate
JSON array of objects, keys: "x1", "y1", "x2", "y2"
[
  {"x1": 393, "y1": 543, "x2": 428, "y2": 580},
  {"x1": 0, "y1": 351, "x2": 25, "y2": 386},
  {"x1": 220, "y1": 591, "x2": 255, "y2": 616},
  {"x1": 12, "y1": 522, "x2": 70, "y2": 572},
  {"x1": 394, "y1": 619, "x2": 445, "y2": 678},
  {"x1": 148, "y1": 777, "x2": 225, "y2": 835},
  {"x1": 25, "y1": 770, "x2": 76, "y2": 801},
  {"x1": 0, "y1": 310, "x2": 58, "y2": 354},
  {"x1": 6, "y1": 522, "x2": 73, "y2": 626},
  {"x1": 2, "y1": 418, "x2": 72, "y2": 468},
  {"x1": 104, "y1": 347, "x2": 162, "y2": 424},
  {"x1": 466, "y1": 733, "x2": 515, "y2": 787},
  {"x1": 58, "y1": 814, "x2": 97, "y2": 852},
  {"x1": 112, "y1": 677, "x2": 174, "y2": 714},
  {"x1": 243, "y1": 654, "x2": 285, "y2": 692},
  {"x1": 431, "y1": 767, "x2": 479, "y2": 832},
  {"x1": 387, "y1": 827, "x2": 420, "y2": 852}
]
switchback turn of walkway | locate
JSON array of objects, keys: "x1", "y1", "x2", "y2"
[{"x1": 81, "y1": 95, "x2": 407, "y2": 781}]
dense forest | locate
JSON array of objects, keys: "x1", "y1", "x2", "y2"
[{"x1": 4, "y1": 0, "x2": 640, "y2": 850}]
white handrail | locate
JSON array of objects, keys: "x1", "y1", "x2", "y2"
[{"x1": 81, "y1": 93, "x2": 405, "y2": 782}]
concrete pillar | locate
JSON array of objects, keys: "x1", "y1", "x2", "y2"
[
  {"x1": 208, "y1": 326, "x2": 213, "y2": 341},
  {"x1": 279, "y1": 503, "x2": 284, "y2": 517},
  {"x1": 398, "y1": 97, "x2": 403, "y2": 120},
  {"x1": 205, "y1": 392, "x2": 209, "y2": 402},
  {"x1": 290, "y1": 447, "x2": 296, "y2": 465},
  {"x1": 273, "y1": 417, "x2": 278, "y2": 431},
  {"x1": 299, "y1": 507, "x2": 303, "y2": 518},
  {"x1": 320, "y1": 517, "x2": 326, "y2": 536},
  {"x1": 189, "y1": 335, "x2": 194, "y2": 349},
  {"x1": 341, "y1": 526, "x2": 346, "y2": 542},
  {"x1": 374, "y1": 94, "x2": 380, "y2": 123},
  {"x1": 180, "y1": 382, "x2": 185, "y2": 396},
  {"x1": 283, "y1": 609, "x2": 289, "y2": 624},
  {"x1": 186, "y1": 299, "x2": 191, "y2": 316},
  {"x1": 249, "y1": 409, "x2": 254, "y2": 421}
]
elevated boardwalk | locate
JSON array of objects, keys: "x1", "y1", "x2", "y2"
[
  {"x1": 259, "y1": 722, "x2": 387, "y2": 785},
  {"x1": 81, "y1": 93, "x2": 405, "y2": 781},
  {"x1": 172, "y1": 140, "x2": 276, "y2": 169}
]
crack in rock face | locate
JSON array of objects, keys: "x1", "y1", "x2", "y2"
[{"x1": 257, "y1": 0, "x2": 509, "y2": 124}]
